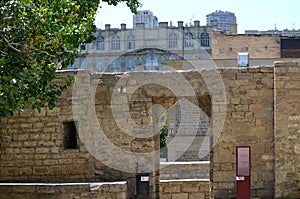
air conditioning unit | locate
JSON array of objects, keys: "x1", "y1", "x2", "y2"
[{"x1": 238, "y1": 52, "x2": 249, "y2": 67}]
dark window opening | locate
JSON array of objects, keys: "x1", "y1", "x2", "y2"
[
  {"x1": 63, "y1": 121, "x2": 77, "y2": 149},
  {"x1": 80, "y1": 44, "x2": 86, "y2": 51}
]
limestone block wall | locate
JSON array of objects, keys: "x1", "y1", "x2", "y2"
[
  {"x1": 211, "y1": 32, "x2": 280, "y2": 59},
  {"x1": 1, "y1": 63, "x2": 300, "y2": 198},
  {"x1": 274, "y1": 62, "x2": 300, "y2": 198},
  {"x1": 0, "y1": 71, "x2": 159, "y2": 198},
  {"x1": 160, "y1": 161, "x2": 210, "y2": 180},
  {"x1": 212, "y1": 67, "x2": 275, "y2": 198},
  {"x1": 0, "y1": 71, "x2": 212, "y2": 198},
  {"x1": 160, "y1": 180, "x2": 210, "y2": 199},
  {"x1": 0, "y1": 182, "x2": 127, "y2": 199}
]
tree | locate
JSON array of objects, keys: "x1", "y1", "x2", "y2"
[{"x1": 0, "y1": 0, "x2": 141, "y2": 116}]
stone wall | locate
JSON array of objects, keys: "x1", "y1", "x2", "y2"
[
  {"x1": 212, "y1": 66, "x2": 275, "y2": 198},
  {"x1": 274, "y1": 61, "x2": 300, "y2": 198},
  {"x1": 1, "y1": 63, "x2": 300, "y2": 198},
  {"x1": 211, "y1": 32, "x2": 281, "y2": 59},
  {"x1": 160, "y1": 179, "x2": 210, "y2": 199},
  {"x1": 160, "y1": 161, "x2": 210, "y2": 180},
  {"x1": 0, "y1": 71, "x2": 159, "y2": 198},
  {"x1": 0, "y1": 182, "x2": 127, "y2": 199}
]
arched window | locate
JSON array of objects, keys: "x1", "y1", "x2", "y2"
[
  {"x1": 169, "y1": 55, "x2": 177, "y2": 60},
  {"x1": 184, "y1": 32, "x2": 194, "y2": 47},
  {"x1": 146, "y1": 55, "x2": 159, "y2": 70},
  {"x1": 111, "y1": 60, "x2": 120, "y2": 72},
  {"x1": 96, "y1": 63, "x2": 103, "y2": 72},
  {"x1": 127, "y1": 58, "x2": 135, "y2": 70},
  {"x1": 127, "y1": 35, "x2": 135, "y2": 49},
  {"x1": 111, "y1": 35, "x2": 120, "y2": 50},
  {"x1": 80, "y1": 58, "x2": 86, "y2": 69},
  {"x1": 201, "y1": 32, "x2": 210, "y2": 47},
  {"x1": 96, "y1": 36, "x2": 104, "y2": 50},
  {"x1": 168, "y1": 33, "x2": 177, "y2": 48}
]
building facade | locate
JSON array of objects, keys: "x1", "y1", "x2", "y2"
[
  {"x1": 133, "y1": 10, "x2": 158, "y2": 28},
  {"x1": 245, "y1": 29, "x2": 300, "y2": 35},
  {"x1": 210, "y1": 31, "x2": 281, "y2": 59},
  {"x1": 206, "y1": 10, "x2": 237, "y2": 32},
  {"x1": 72, "y1": 20, "x2": 216, "y2": 72}
]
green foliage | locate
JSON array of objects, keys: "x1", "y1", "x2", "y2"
[
  {"x1": 0, "y1": 0, "x2": 141, "y2": 116},
  {"x1": 160, "y1": 122, "x2": 168, "y2": 158}
]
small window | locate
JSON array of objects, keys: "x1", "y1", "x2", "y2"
[
  {"x1": 127, "y1": 58, "x2": 135, "y2": 70},
  {"x1": 80, "y1": 44, "x2": 86, "y2": 51},
  {"x1": 63, "y1": 121, "x2": 78, "y2": 149},
  {"x1": 127, "y1": 35, "x2": 135, "y2": 49},
  {"x1": 80, "y1": 58, "x2": 86, "y2": 69},
  {"x1": 96, "y1": 62, "x2": 103, "y2": 72}
]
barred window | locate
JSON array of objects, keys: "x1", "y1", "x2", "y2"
[{"x1": 201, "y1": 32, "x2": 210, "y2": 47}]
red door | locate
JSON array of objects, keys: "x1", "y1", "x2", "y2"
[{"x1": 236, "y1": 146, "x2": 251, "y2": 199}]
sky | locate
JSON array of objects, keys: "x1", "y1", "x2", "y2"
[{"x1": 95, "y1": 0, "x2": 300, "y2": 34}]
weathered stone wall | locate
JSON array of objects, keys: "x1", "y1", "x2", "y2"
[
  {"x1": 0, "y1": 72, "x2": 159, "y2": 198},
  {"x1": 1, "y1": 63, "x2": 300, "y2": 198},
  {"x1": 212, "y1": 67, "x2": 275, "y2": 199},
  {"x1": 160, "y1": 161, "x2": 210, "y2": 180},
  {"x1": 160, "y1": 180, "x2": 210, "y2": 199},
  {"x1": 0, "y1": 182, "x2": 127, "y2": 199},
  {"x1": 211, "y1": 32, "x2": 281, "y2": 59},
  {"x1": 274, "y1": 62, "x2": 300, "y2": 198}
]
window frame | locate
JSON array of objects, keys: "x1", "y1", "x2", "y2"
[
  {"x1": 111, "y1": 35, "x2": 121, "y2": 50},
  {"x1": 168, "y1": 33, "x2": 177, "y2": 49},
  {"x1": 184, "y1": 32, "x2": 194, "y2": 48},
  {"x1": 96, "y1": 36, "x2": 105, "y2": 51}
]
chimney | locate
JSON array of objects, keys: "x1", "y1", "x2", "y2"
[
  {"x1": 194, "y1": 20, "x2": 200, "y2": 27},
  {"x1": 105, "y1": 24, "x2": 111, "y2": 30},
  {"x1": 121, "y1": 23, "x2": 127, "y2": 30},
  {"x1": 230, "y1": 24, "x2": 238, "y2": 34},
  {"x1": 136, "y1": 22, "x2": 145, "y2": 29},
  {"x1": 159, "y1": 22, "x2": 168, "y2": 28},
  {"x1": 177, "y1": 21, "x2": 184, "y2": 28}
]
